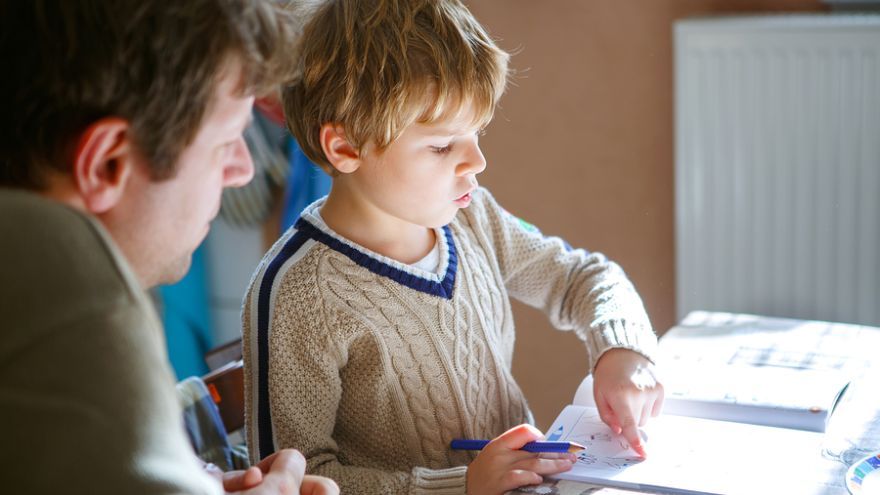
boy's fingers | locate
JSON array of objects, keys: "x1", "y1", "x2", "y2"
[
  {"x1": 639, "y1": 401, "x2": 652, "y2": 427},
  {"x1": 490, "y1": 424, "x2": 544, "y2": 451},
  {"x1": 595, "y1": 396, "x2": 622, "y2": 435},
  {"x1": 651, "y1": 389, "x2": 665, "y2": 417},
  {"x1": 499, "y1": 469, "x2": 543, "y2": 491},
  {"x1": 514, "y1": 457, "x2": 575, "y2": 475},
  {"x1": 475, "y1": 448, "x2": 542, "y2": 465},
  {"x1": 620, "y1": 418, "x2": 646, "y2": 458},
  {"x1": 537, "y1": 452, "x2": 577, "y2": 461},
  {"x1": 605, "y1": 394, "x2": 648, "y2": 458}
]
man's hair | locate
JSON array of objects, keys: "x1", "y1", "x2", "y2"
[
  {"x1": 0, "y1": 0, "x2": 300, "y2": 189},
  {"x1": 283, "y1": 0, "x2": 510, "y2": 174}
]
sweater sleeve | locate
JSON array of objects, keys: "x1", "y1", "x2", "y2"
[
  {"x1": 465, "y1": 187, "x2": 658, "y2": 370},
  {"x1": 251, "y1": 272, "x2": 469, "y2": 495}
]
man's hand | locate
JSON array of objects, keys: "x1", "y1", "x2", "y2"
[
  {"x1": 592, "y1": 348, "x2": 664, "y2": 458},
  {"x1": 218, "y1": 449, "x2": 339, "y2": 495}
]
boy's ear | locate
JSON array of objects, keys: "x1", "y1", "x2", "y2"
[
  {"x1": 71, "y1": 117, "x2": 135, "y2": 214},
  {"x1": 320, "y1": 123, "x2": 361, "y2": 174}
]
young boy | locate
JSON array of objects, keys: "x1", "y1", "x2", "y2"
[{"x1": 242, "y1": 1, "x2": 663, "y2": 493}]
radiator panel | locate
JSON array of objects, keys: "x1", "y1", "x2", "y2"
[{"x1": 675, "y1": 15, "x2": 880, "y2": 325}]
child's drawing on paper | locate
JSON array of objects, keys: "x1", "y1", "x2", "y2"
[{"x1": 552, "y1": 408, "x2": 646, "y2": 471}]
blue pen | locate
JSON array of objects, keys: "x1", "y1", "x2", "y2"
[{"x1": 450, "y1": 439, "x2": 585, "y2": 453}]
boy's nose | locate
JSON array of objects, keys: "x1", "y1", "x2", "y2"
[{"x1": 457, "y1": 141, "x2": 487, "y2": 176}]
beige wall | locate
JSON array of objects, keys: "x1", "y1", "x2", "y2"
[{"x1": 466, "y1": 0, "x2": 827, "y2": 429}]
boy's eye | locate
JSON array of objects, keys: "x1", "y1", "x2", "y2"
[{"x1": 430, "y1": 144, "x2": 453, "y2": 154}]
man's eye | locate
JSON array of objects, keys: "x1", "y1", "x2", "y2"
[{"x1": 430, "y1": 145, "x2": 452, "y2": 154}]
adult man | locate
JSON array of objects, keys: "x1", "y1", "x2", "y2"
[{"x1": 0, "y1": 1, "x2": 337, "y2": 494}]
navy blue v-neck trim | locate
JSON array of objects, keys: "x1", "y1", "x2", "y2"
[{"x1": 294, "y1": 218, "x2": 457, "y2": 299}]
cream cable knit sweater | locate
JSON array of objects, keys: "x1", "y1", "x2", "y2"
[{"x1": 242, "y1": 187, "x2": 657, "y2": 494}]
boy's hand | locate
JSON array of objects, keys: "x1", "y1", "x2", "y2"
[
  {"x1": 465, "y1": 424, "x2": 576, "y2": 495},
  {"x1": 592, "y1": 348, "x2": 664, "y2": 458}
]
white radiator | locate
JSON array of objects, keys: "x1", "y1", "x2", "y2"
[{"x1": 675, "y1": 14, "x2": 880, "y2": 326}]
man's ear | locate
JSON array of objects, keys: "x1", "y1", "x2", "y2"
[
  {"x1": 72, "y1": 117, "x2": 134, "y2": 214},
  {"x1": 320, "y1": 124, "x2": 361, "y2": 174}
]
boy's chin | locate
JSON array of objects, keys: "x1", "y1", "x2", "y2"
[{"x1": 428, "y1": 212, "x2": 461, "y2": 229}]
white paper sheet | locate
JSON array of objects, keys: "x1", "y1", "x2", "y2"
[{"x1": 547, "y1": 405, "x2": 847, "y2": 495}]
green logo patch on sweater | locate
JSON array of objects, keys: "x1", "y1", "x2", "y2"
[
  {"x1": 516, "y1": 217, "x2": 539, "y2": 234},
  {"x1": 501, "y1": 207, "x2": 540, "y2": 234}
]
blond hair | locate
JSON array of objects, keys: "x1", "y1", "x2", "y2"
[{"x1": 283, "y1": 0, "x2": 510, "y2": 173}]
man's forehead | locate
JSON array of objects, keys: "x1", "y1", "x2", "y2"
[
  {"x1": 201, "y1": 71, "x2": 254, "y2": 131},
  {"x1": 205, "y1": 61, "x2": 253, "y2": 114}
]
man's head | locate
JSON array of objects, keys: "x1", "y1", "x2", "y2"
[
  {"x1": 0, "y1": 0, "x2": 298, "y2": 287},
  {"x1": 283, "y1": 0, "x2": 510, "y2": 175}
]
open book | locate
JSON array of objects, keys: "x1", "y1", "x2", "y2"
[
  {"x1": 545, "y1": 311, "x2": 880, "y2": 494},
  {"x1": 545, "y1": 405, "x2": 846, "y2": 495},
  {"x1": 653, "y1": 311, "x2": 880, "y2": 433}
]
